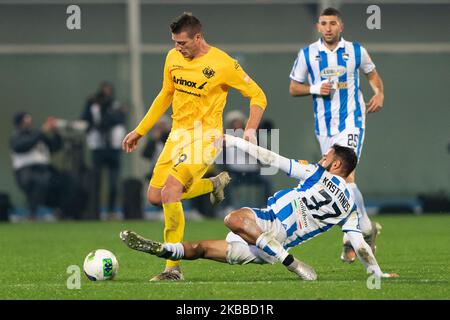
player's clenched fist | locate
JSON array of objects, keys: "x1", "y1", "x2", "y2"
[{"x1": 122, "y1": 130, "x2": 142, "y2": 153}]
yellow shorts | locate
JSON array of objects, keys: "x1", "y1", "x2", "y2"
[{"x1": 149, "y1": 134, "x2": 220, "y2": 190}]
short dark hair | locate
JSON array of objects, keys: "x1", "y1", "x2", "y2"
[
  {"x1": 320, "y1": 7, "x2": 343, "y2": 20},
  {"x1": 170, "y1": 12, "x2": 202, "y2": 38},
  {"x1": 331, "y1": 144, "x2": 357, "y2": 177}
]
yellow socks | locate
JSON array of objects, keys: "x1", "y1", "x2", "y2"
[
  {"x1": 162, "y1": 202, "x2": 185, "y2": 268},
  {"x1": 162, "y1": 179, "x2": 213, "y2": 269},
  {"x1": 182, "y1": 178, "x2": 213, "y2": 200}
]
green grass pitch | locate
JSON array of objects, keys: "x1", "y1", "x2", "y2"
[{"x1": 0, "y1": 214, "x2": 448, "y2": 300}]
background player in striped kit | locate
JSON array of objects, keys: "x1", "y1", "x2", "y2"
[
  {"x1": 289, "y1": 7, "x2": 385, "y2": 263},
  {"x1": 120, "y1": 136, "x2": 398, "y2": 280}
]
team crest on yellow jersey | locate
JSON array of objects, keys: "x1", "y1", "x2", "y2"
[{"x1": 202, "y1": 66, "x2": 215, "y2": 79}]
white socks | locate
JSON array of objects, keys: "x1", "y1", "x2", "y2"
[
  {"x1": 162, "y1": 243, "x2": 185, "y2": 260},
  {"x1": 256, "y1": 231, "x2": 289, "y2": 263}
]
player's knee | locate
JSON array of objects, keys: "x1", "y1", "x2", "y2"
[
  {"x1": 161, "y1": 183, "x2": 183, "y2": 203},
  {"x1": 224, "y1": 211, "x2": 244, "y2": 232}
]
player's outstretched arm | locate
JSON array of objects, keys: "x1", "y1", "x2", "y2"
[
  {"x1": 346, "y1": 231, "x2": 399, "y2": 278},
  {"x1": 224, "y1": 134, "x2": 308, "y2": 179},
  {"x1": 122, "y1": 88, "x2": 172, "y2": 154}
]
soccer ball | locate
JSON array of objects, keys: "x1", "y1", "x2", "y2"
[{"x1": 83, "y1": 249, "x2": 119, "y2": 281}]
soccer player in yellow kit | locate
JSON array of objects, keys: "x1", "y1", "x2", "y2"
[{"x1": 122, "y1": 12, "x2": 267, "y2": 281}]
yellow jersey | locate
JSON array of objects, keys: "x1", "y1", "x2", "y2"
[{"x1": 135, "y1": 46, "x2": 267, "y2": 136}]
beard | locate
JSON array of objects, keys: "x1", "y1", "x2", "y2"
[
  {"x1": 324, "y1": 161, "x2": 333, "y2": 172},
  {"x1": 322, "y1": 34, "x2": 340, "y2": 44}
]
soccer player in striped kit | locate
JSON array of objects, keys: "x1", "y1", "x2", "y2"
[
  {"x1": 289, "y1": 7, "x2": 385, "y2": 263},
  {"x1": 120, "y1": 136, "x2": 398, "y2": 280}
]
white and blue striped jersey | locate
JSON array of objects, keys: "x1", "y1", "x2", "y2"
[
  {"x1": 290, "y1": 38, "x2": 376, "y2": 137},
  {"x1": 255, "y1": 163, "x2": 360, "y2": 250}
]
